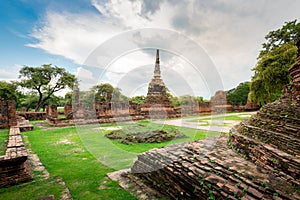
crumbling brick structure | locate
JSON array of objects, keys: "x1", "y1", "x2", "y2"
[
  {"x1": 130, "y1": 39, "x2": 300, "y2": 199},
  {"x1": 141, "y1": 49, "x2": 178, "y2": 119},
  {"x1": 211, "y1": 90, "x2": 233, "y2": 113},
  {"x1": 0, "y1": 127, "x2": 32, "y2": 187},
  {"x1": 0, "y1": 98, "x2": 17, "y2": 128}
]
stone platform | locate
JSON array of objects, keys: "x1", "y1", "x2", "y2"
[{"x1": 131, "y1": 134, "x2": 299, "y2": 199}]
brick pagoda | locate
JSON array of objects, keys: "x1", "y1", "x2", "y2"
[{"x1": 141, "y1": 49, "x2": 177, "y2": 119}]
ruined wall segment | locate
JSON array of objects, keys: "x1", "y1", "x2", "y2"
[
  {"x1": 0, "y1": 127, "x2": 32, "y2": 187},
  {"x1": 229, "y1": 38, "x2": 300, "y2": 179},
  {"x1": 0, "y1": 98, "x2": 17, "y2": 128}
]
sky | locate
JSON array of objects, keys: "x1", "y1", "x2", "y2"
[{"x1": 1, "y1": 0, "x2": 300, "y2": 99}]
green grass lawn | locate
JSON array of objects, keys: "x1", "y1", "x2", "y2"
[
  {"x1": 0, "y1": 128, "x2": 9, "y2": 155},
  {"x1": 0, "y1": 120, "x2": 221, "y2": 200},
  {"x1": 0, "y1": 177, "x2": 65, "y2": 200},
  {"x1": 187, "y1": 112, "x2": 254, "y2": 123},
  {"x1": 23, "y1": 125, "x2": 135, "y2": 200}
]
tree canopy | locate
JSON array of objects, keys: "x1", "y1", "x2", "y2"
[
  {"x1": 0, "y1": 81, "x2": 18, "y2": 101},
  {"x1": 18, "y1": 64, "x2": 77, "y2": 111},
  {"x1": 129, "y1": 95, "x2": 146, "y2": 105},
  {"x1": 227, "y1": 82, "x2": 250, "y2": 106},
  {"x1": 92, "y1": 83, "x2": 128, "y2": 102},
  {"x1": 250, "y1": 20, "x2": 299, "y2": 105}
]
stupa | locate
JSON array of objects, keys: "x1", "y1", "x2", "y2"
[{"x1": 141, "y1": 49, "x2": 177, "y2": 119}]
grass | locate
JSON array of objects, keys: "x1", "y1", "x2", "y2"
[
  {"x1": 76, "y1": 120, "x2": 221, "y2": 170},
  {"x1": 121, "y1": 120, "x2": 220, "y2": 150},
  {"x1": 21, "y1": 124, "x2": 136, "y2": 200},
  {"x1": 187, "y1": 112, "x2": 253, "y2": 123},
  {"x1": 0, "y1": 177, "x2": 65, "y2": 200},
  {"x1": 0, "y1": 128, "x2": 9, "y2": 155},
  {"x1": 0, "y1": 119, "x2": 222, "y2": 199}
]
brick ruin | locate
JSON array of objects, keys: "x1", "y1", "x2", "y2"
[
  {"x1": 0, "y1": 98, "x2": 17, "y2": 128},
  {"x1": 129, "y1": 40, "x2": 300, "y2": 199},
  {"x1": 141, "y1": 49, "x2": 178, "y2": 119},
  {"x1": 0, "y1": 99, "x2": 33, "y2": 188},
  {"x1": 0, "y1": 127, "x2": 32, "y2": 187},
  {"x1": 46, "y1": 100, "x2": 145, "y2": 126},
  {"x1": 45, "y1": 50, "x2": 257, "y2": 126},
  {"x1": 212, "y1": 90, "x2": 233, "y2": 113}
]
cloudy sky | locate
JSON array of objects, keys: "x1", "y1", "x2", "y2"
[{"x1": 1, "y1": 0, "x2": 299, "y2": 99}]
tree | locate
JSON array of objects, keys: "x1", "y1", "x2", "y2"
[
  {"x1": 227, "y1": 82, "x2": 250, "y2": 106},
  {"x1": 250, "y1": 20, "x2": 299, "y2": 105},
  {"x1": 259, "y1": 20, "x2": 300, "y2": 58},
  {"x1": 0, "y1": 81, "x2": 18, "y2": 101},
  {"x1": 250, "y1": 43, "x2": 297, "y2": 105},
  {"x1": 130, "y1": 95, "x2": 146, "y2": 105},
  {"x1": 18, "y1": 64, "x2": 77, "y2": 111},
  {"x1": 64, "y1": 91, "x2": 73, "y2": 105},
  {"x1": 177, "y1": 95, "x2": 204, "y2": 106},
  {"x1": 92, "y1": 83, "x2": 128, "y2": 102},
  {"x1": 20, "y1": 93, "x2": 39, "y2": 111}
]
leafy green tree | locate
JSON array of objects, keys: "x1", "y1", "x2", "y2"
[
  {"x1": 166, "y1": 91, "x2": 180, "y2": 107},
  {"x1": 0, "y1": 81, "x2": 18, "y2": 101},
  {"x1": 195, "y1": 96, "x2": 204, "y2": 102},
  {"x1": 18, "y1": 64, "x2": 77, "y2": 111},
  {"x1": 129, "y1": 95, "x2": 146, "y2": 105},
  {"x1": 250, "y1": 43, "x2": 297, "y2": 104},
  {"x1": 20, "y1": 93, "x2": 39, "y2": 111},
  {"x1": 177, "y1": 95, "x2": 203, "y2": 106},
  {"x1": 80, "y1": 91, "x2": 95, "y2": 110},
  {"x1": 92, "y1": 83, "x2": 128, "y2": 102},
  {"x1": 250, "y1": 20, "x2": 299, "y2": 105},
  {"x1": 64, "y1": 92, "x2": 73, "y2": 105},
  {"x1": 227, "y1": 82, "x2": 250, "y2": 106},
  {"x1": 259, "y1": 20, "x2": 300, "y2": 58},
  {"x1": 178, "y1": 95, "x2": 193, "y2": 106}
]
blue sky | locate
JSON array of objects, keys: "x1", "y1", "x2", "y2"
[
  {"x1": 0, "y1": 0, "x2": 99, "y2": 78},
  {"x1": 0, "y1": 0, "x2": 299, "y2": 98}
]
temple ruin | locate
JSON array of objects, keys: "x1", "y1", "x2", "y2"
[
  {"x1": 141, "y1": 49, "x2": 177, "y2": 119},
  {"x1": 0, "y1": 98, "x2": 17, "y2": 128},
  {"x1": 44, "y1": 49, "x2": 257, "y2": 126},
  {"x1": 130, "y1": 40, "x2": 300, "y2": 199},
  {"x1": 0, "y1": 99, "x2": 33, "y2": 188}
]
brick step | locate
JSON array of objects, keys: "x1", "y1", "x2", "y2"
[
  {"x1": 248, "y1": 116, "x2": 300, "y2": 140},
  {"x1": 255, "y1": 112, "x2": 300, "y2": 127},
  {"x1": 230, "y1": 127, "x2": 300, "y2": 179},
  {"x1": 259, "y1": 103, "x2": 300, "y2": 120},
  {"x1": 131, "y1": 135, "x2": 300, "y2": 199},
  {"x1": 235, "y1": 122, "x2": 300, "y2": 156}
]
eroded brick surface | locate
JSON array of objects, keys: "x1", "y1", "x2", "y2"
[
  {"x1": 130, "y1": 40, "x2": 300, "y2": 199},
  {"x1": 0, "y1": 127, "x2": 32, "y2": 188}
]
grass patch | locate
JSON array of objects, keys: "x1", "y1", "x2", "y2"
[
  {"x1": 0, "y1": 128, "x2": 9, "y2": 155},
  {"x1": 187, "y1": 112, "x2": 253, "y2": 123},
  {"x1": 0, "y1": 177, "x2": 65, "y2": 200},
  {"x1": 21, "y1": 124, "x2": 136, "y2": 200},
  {"x1": 0, "y1": 119, "x2": 221, "y2": 199}
]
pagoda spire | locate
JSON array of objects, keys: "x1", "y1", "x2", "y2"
[{"x1": 154, "y1": 49, "x2": 161, "y2": 78}]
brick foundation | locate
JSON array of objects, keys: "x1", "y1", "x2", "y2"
[{"x1": 0, "y1": 127, "x2": 32, "y2": 188}]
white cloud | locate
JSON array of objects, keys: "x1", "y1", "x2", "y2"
[
  {"x1": 0, "y1": 65, "x2": 22, "y2": 81},
  {"x1": 27, "y1": 0, "x2": 300, "y2": 97}
]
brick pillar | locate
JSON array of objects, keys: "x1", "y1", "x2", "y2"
[
  {"x1": 8, "y1": 100, "x2": 17, "y2": 126},
  {"x1": 64, "y1": 104, "x2": 72, "y2": 115},
  {"x1": 46, "y1": 105, "x2": 58, "y2": 118}
]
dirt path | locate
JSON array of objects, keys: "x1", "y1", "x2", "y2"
[{"x1": 155, "y1": 112, "x2": 256, "y2": 133}]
